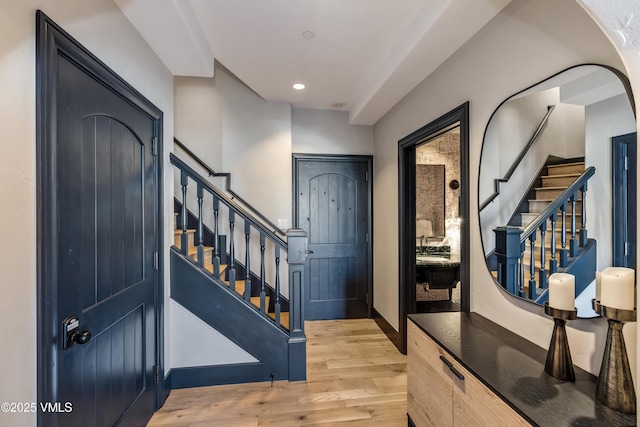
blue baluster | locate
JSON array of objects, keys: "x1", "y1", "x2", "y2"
[
  {"x1": 538, "y1": 222, "x2": 547, "y2": 290},
  {"x1": 213, "y1": 196, "x2": 220, "y2": 277},
  {"x1": 549, "y1": 212, "x2": 558, "y2": 274},
  {"x1": 274, "y1": 246, "x2": 281, "y2": 326},
  {"x1": 519, "y1": 241, "x2": 525, "y2": 298},
  {"x1": 196, "y1": 183, "x2": 204, "y2": 267},
  {"x1": 560, "y1": 203, "x2": 568, "y2": 267},
  {"x1": 570, "y1": 193, "x2": 578, "y2": 257},
  {"x1": 579, "y1": 184, "x2": 588, "y2": 247},
  {"x1": 180, "y1": 171, "x2": 189, "y2": 255},
  {"x1": 260, "y1": 234, "x2": 266, "y2": 314},
  {"x1": 229, "y1": 211, "x2": 236, "y2": 292},
  {"x1": 528, "y1": 233, "x2": 536, "y2": 300},
  {"x1": 244, "y1": 221, "x2": 251, "y2": 302}
]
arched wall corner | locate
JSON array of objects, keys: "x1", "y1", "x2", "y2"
[{"x1": 575, "y1": 1, "x2": 640, "y2": 115}]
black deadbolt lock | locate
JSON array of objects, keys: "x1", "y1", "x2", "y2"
[{"x1": 62, "y1": 315, "x2": 92, "y2": 349}]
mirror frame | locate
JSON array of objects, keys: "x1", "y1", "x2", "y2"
[{"x1": 477, "y1": 63, "x2": 636, "y2": 314}]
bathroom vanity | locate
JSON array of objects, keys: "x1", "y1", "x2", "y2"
[
  {"x1": 415, "y1": 245, "x2": 460, "y2": 305},
  {"x1": 415, "y1": 255, "x2": 460, "y2": 300},
  {"x1": 407, "y1": 312, "x2": 636, "y2": 426}
]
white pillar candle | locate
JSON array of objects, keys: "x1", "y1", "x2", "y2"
[
  {"x1": 549, "y1": 273, "x2": 575, "y2": 311},
  {"x1": 600, "y1": 267, "x2": 635, "y2": 310},
  {"x1": 595, "y1": 271, "x2": 602, "y2": 301}
]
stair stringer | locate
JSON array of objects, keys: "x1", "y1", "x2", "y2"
[
  {"x1": 170, "y1": 248, "x2": 290, "y2": 378},
  {"x1": 534, "y1": 238, "x2": 597, "y2": 305}
]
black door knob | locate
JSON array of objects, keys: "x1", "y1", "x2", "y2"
[
  {"x1": 66, "y1": 331, "x2": 91, "y2": 348},
  {"x1": 70, "y1": 330, "x2": 91, "y2": 346}
]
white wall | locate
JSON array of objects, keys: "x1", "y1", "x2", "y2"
[
  {"x1": 170, "y1": 301, "x2": 257, "y2": 367},
  {"x1": 372, "y1": 0, "x2": 631, "y2": 376},
  {"x1": 0, "y1": 1, "x2": 174, "y2": 426},
  {"x1": 292, "y1": 108, "x2": 374, "y2": 155},
  {"x1": 175, "y1": 68, "x2": 291, "y2": 225},
  {"x1": 174, "y1": 76, "x2": 223, "y2": 171},
  {"x1": 220, "y1": 70, "x2": 292, "y2": 225}
]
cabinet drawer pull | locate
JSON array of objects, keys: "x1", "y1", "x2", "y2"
[
  {"x1": 449, "y1": 366, "x2": 465, "y2": 381},
  {"x1": 439, "y1": 355, "x2": 453, "y2": 368},
  {"x1": 439, "y1": 355, "x2": 465, "y2": 380}
]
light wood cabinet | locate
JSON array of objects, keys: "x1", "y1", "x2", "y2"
[
  {"x1": 407, "y1": 320, "x2": 452, "y2": 426},
  {"x1": 408, "y1": 320, "x2": 529, "y2": 427}
]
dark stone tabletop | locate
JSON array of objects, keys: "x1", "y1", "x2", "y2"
[{"x1": 408, "y1": 312, "x2": 636, "y2": 427}]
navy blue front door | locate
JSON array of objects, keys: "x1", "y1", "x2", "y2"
[{"x1": 38, "y1": 13, "x2": 160, "y2": 427}]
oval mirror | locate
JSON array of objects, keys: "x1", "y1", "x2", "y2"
[{"x1": 479, "y1": 64, "x2": 636, "y2": 318}]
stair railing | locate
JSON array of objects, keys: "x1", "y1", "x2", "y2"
[
  {"x1": 174, "y1": 137, "x2": 286, "y2": 236},
  {"x1": 171, "y1": 153, "x2": 306, "y2": 340},
  {"x1": 480, "y1": 105, "x2": 555, "y2": 211},
  {"x1": 494, "y1": 166, "x2": 595, "y2": 300}
]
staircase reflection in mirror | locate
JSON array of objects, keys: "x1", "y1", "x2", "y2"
[{"x1": 478, "y1": 64, "x2": 636, "y2": 318}]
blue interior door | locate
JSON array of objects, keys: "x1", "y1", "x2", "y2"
[
  {"x1": 612, "y1": 132, "x2": 637, "y2": 269},
  {"x1": 51, "y1": 49, "x2": 158, "y2": 426},
  {"x1": 296, "y1": 158, "x2": 370, "y2": 320}
]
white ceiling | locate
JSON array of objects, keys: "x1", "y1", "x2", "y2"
[{"x1": 115, "y1": 0, "x2": 512, "y2": 125}]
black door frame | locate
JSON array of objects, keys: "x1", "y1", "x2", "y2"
[
  {"x1": 398, "y1": 102, "x2": 470, "y2": 354},
  {"x1": 292, "y1": 154, "x2": 374, "y2": 318},
  {"x1": 36, "y1": 11, "x2": 166, "y2": 422},
  {"x1": 612, "y1": 132, "x2": 637, "y2": 268}
]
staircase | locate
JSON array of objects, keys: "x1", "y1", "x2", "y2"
[
  {"x1": 521, "y1": 161, "x2": 585, "y2": 228},
  {"x1": 519, "y1": 161, "x2": 584, "y2": 297},
  {"x1": 169, "y1": 150, "x2": 307, "y2": 385},
  {"x1": 172, "y1": 212, "x2": 290, "y2": 330},
  {"x1": 493, "y1": 160, "x2": 597, "y2": 304}
]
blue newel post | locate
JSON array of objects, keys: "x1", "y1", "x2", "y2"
[
  {"x1": 494, "y1": 226, "x2": 522, "y2": 295},
  {"x1": 286, "y1": 228, "x2": 308, "y2": 381}
]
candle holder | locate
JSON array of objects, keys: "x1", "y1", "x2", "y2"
[
  {"x1": 592, "y1": 299, "x2": 637, "y2": 415},
  {"x1": 543, "y1": 302, "x2": 577, "y2": 382}
]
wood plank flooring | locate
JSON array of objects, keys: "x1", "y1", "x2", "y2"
[{"x1": 148, "y1": 319, "x2": 407, "y2": 426}]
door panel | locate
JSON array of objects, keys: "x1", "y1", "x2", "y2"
[
  {"x1": 92, "y1": 115, "x2": 146, "y2": 302},
  {"x1": 53, "y1": 48, "x2": 157, "y2": 426},
  {"x1": 77, "y1": 307, "x2": 145, "y2": 427},
  {"x1": 296, "y1": 158, "x2": 370, "y2": 319},
  {"x1": 309, "y1": 257, "x2": 357, "y2": 301},
  {"x1": 308, "y1": 173, "x2": 357, "y2": 245}
]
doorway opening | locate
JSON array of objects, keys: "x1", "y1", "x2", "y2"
[
  {"x1": 415, "y1": 125, "x2": 462, "y2": 312},
  {"x1": 398, "y1": 103, "x2": 470, "y2": 354}
]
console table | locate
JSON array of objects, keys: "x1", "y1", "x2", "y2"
[{"x1": 407, "y1": 312, "x2": 636, "y2": 426}]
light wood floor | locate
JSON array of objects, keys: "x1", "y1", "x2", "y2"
[{"x1": 148, "y1": 319, "x2": 407, "y2": 426}]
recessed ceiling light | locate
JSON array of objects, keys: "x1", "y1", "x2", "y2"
[
  {"x1": 331, "y1": 102, "x2": 347, "y2": 109},
  {"x1": 302, "y1": 31, "x2": 315, "y2": 40},
  {"x1": 293, "y1": 83, "x2": 306, "y2": 90}
]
